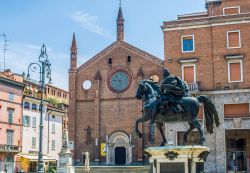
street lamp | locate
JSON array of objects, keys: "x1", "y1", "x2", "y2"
[{"x1": 27, "y1": 44, "x2": 52, "y2": 173}]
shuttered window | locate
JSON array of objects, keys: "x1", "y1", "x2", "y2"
[
  {"x1": 183, "y1": 65, "x2": 195, "y2": 83},
  {"x1": 228, "y1": 61, "x2": 242, "y2": 82},
  {"x1": 52, "y1": 140, "x2": 55, "y2": 150},
  {"x1": 227, "y1": 31, "x2": 241, "y2": 48},
  {"x1": 52, "y1": 123, "x2": 56, "y2": 134},
  {"x1": 8, "y1": 109, "x2": 14, "y2": 124},
  {"x1": 223, "y1": 7, "x2": 240, "y2": 15},
  {"x1": 32, "y1": 137, "x2": 36, "y2": 148},
  {"x1": 224, "y1": 103, "x2": 249, "y2": 118},
  {"x1": 23, "y1": 115, "x2": 30, "y2": 126},
  {"x1": 6, "y1": 130, "x2": 14, "y2": 145}
]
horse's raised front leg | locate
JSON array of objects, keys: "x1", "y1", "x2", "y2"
[
  {"x1": 183, "y1": 123, "x2": 194, "y2": 145},
  {"x1": 135, "y1": 113, "x2": 150, "y2": 138},
  {"x1": 156, "y1": 122, "x2": 167, "y2": 146}
]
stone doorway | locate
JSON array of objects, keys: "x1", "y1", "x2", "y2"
[
  {"x1": 115, "y1": 147, "x2": 126, "y2": 165},
  {"x1": 106, "y1": 131, "x2": 132, "y2": 165}
]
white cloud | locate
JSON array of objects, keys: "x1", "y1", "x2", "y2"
[
  {"x1": 0, "y1": 42, "x2": 69, "y2": 90},
  {"x1": 71, "y1": 11, "x2": 114, "y2": 40}
]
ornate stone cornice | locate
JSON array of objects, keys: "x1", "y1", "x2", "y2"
[{"x1": 0, "y1": 77, "x2": 26, "y2": 90}]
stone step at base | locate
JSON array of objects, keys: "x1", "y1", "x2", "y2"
[{"x1": 74, "y1": 165, "x2": 150, "y2": 173}]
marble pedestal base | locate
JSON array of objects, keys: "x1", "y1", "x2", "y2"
[
  {"x1": 145, "y1": 145, "x2": 210, "y2": 173},
  {"x1": 57, "y1": 149, "x2": 75, "y2": 173}
]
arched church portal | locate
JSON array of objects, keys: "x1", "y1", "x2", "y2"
[{"x1": 107, "y1": 131, "x2": 132, "y2": 165}]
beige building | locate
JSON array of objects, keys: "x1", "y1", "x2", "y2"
[{"x1": 18, "y1": 78, "x2": 68, "y2": 172}]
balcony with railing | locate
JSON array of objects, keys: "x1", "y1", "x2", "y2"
[
  {"x1": 0, "y1": 144, "x2": 21, "y2": 153},
  {"x1": 187, "y1": 82, "x2": 199, "y2": 93}
]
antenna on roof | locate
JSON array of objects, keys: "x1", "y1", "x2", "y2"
[
  {"x1": 119, "y1": 0, "x2": 121, "y2": 7},
  {"x1": 0, "y1": 33, "x2": 8, "y2": 71}
]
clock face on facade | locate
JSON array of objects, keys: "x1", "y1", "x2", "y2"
[{"x1": 109, "y1": 70, "x2": 131, "y2": 93}]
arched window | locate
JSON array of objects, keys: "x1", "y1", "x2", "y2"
[
  {"x1": 24, "y1": 102, "x2": 30, "y2": 109},
  {"x1": 32, "y1": 104, "x2": 37, "y2": 110}
]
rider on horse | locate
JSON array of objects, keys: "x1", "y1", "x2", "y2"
[
  {"x1": 150, "y1": 68, "x2": 190, "y2": 123},
  {"x1": 136, "y1": 70, "x2": 220, "y2": 145}
]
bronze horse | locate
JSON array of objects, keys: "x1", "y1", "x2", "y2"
[{"x1": 135, "y1": 79, "x2": 220, "y2": 146}]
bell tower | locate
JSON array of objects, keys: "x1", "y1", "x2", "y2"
[
  {"x1": 70, "y1": 33, "x2": 77, "y2": 69},
  {"x1": 68, "y1": 33, "x2": 77, "y2": 155},
  {"x1": 117, "y1": 2, "x2": 124, "y2": 41}
]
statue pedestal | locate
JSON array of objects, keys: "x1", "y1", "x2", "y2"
[
  {"x1": 57, "y1": 149, "x2": 75, "y2": 173},
  {"x1": 145, "y1": 146, "x2": 210, "y2": 173}
]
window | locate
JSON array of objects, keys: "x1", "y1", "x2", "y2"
[
  {"x1": 224, "y1": 103, "x2": 249, "y2": 118},
  {"x1": 223, "y1": 6, "x2": 240, "y2": 15},
  {"x1": 127, "y1": 55, "x2": 131, "y2": 63},
  {"x1": 108, "y1": 57, "x2": 112, "y2": 65},
  {"x1": 8, "y1": 109, "x2": 14, "y2": 124},
  {"x1": 9, "y1": 93, "x2": 14, "y2": 102},
  {"x1": 182, "y1": 35, "x2": 195, "y2": 52},
  {"x1": 31, "y1": 104, "x2": 37, "y2": 110},
  {"x1": 182, "y1": 64, "x2": 196, "y2": 83},
  {"x1": 32, "y1": 117, "x2": 36, "y2": 128},
  {"x1": 23, "y1": 115, "x2": 30, "y2": 126},
  {"x1": 228, "y1": 60, "x2": 243, "y2": 82},
  {"x1": 227, "y1": 31, "x2": 241, "y2": 49},
  {"x1": 6, "y1": 130, "x2": 14, "y2": 145},
  {"x1": 52, "y1": 123, "x2": 55, "y2": 134},
  {"x1": 24, "y1": 102, "x2": 30, "y2": 109},
  {"x1": 85, "y1": 126, "x2": 92, "y2": 144},
  {"x1": 51, "y1": 140, "x2": 55, "y2": 150},
  {"x1": 32, "y1": 137, "x2": 36, "y2": 148},
  {"x1": 148, "y1": 123, "x2": 155, "y2": 144},
  {"x1": 39, "y1": 105, "x2": 45, "y2": 112}
]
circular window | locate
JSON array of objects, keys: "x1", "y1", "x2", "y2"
[
  {"x1": 108, "y1": 70, "x2": 132, "y2": 93},
  {"x1": 82, "y1": 80, "x2": 92, "y2": 90}
]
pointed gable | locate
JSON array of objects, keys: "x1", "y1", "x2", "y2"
[{"x1": 77, "y1": 41, "x2": 163, "y2": 72}]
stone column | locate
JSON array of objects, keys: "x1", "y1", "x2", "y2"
[{"x1": 214, "y1": 94, "x2": 226, "y2": 173}]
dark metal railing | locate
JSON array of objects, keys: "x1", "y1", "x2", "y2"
[{"x1": 0, "y1": 144, "x2": 21, "y2": 152}]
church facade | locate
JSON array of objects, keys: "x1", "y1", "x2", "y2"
[{"x1": 68, "y1": 6, "x2": 163, "y2": 164}]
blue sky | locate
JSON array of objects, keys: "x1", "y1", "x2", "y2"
[{"x1": 0, "y1": 0, "x2": 205, "y2": 90}]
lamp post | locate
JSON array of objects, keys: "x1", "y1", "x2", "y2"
[{"x1": 27, "y1": 44, "x2": 52, "y2": 173}]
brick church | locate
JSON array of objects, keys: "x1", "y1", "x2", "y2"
[{"x1": 68, "y1": 6, "x2": 163, "y2": 164}]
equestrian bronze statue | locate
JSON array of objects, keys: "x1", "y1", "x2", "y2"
[{"x1": 135, "y1": 68, "x2": 220, "y2": 146}]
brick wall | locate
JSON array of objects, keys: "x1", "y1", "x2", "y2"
[
  {"x1": 163, "y1": 2, "x2": 250, "y2": 91},
  {"x1": 68, "y1": 41, "x2": 164, "y2": 162}
]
